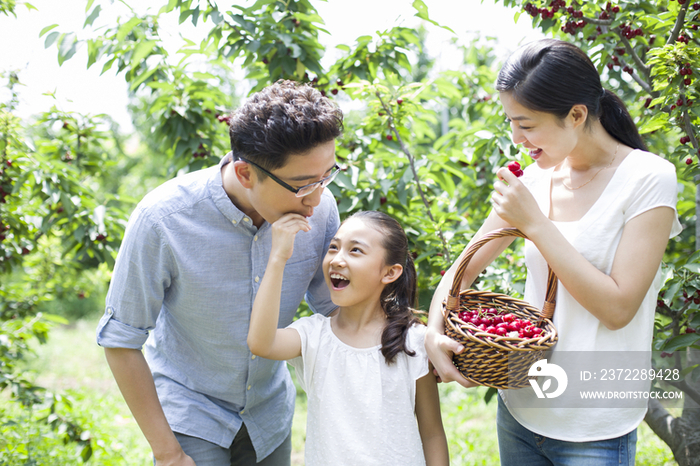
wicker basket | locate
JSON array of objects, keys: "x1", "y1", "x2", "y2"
[{"x1": 443, "y1": 228, "x2": 558, "y2": 389}]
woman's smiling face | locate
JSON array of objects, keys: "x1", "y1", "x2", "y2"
[{"x1": 499, "y1": 91, "x2": 578, "y2": 170}]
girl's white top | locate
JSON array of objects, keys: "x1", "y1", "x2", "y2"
[
  {"x1": 501, "y1": 149, "x2": 682, "y2": 441},
  {"x1": 288, "y1": 313, "x2": 429, "y2": 466}
]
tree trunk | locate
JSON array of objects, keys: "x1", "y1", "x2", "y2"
[{"x1": 644, "y1": 349, "x2": 700, "y2": 466}]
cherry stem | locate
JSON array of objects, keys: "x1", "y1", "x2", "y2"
[{"x1": 375, "y1": 90, "x2": 451, "y2": 264}]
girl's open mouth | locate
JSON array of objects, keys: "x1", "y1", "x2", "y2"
[
  {"x1": 529, "y1": 148, "x2": 543, "y2": 159},
  {"x1": 330, "y1": 273, "x2": 350, "y2": 290}
]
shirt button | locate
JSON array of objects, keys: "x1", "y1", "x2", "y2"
[
  {"x1": 244, "y1": 218, "x2": 250, "y2": 223},
  {"x1": 232, "y1": 220, "x2": 237, "y2": 225},
  {"x1": 107, "y1": 308, "x2": 114, "y2": 316},
  {"x1": 251, "y1": 355, "x2": 256, "y2": 360},
  {"x1": 240, "y1": 409, "x2": 245, "y2": 414},
  {"x1": 255, "y1": 276, "x2": 260, "y2": 283},
  {"x1": 247, "y1": 385, "x2": 252, "y2": 390},
  {"x1": 254, "y1": 236, "x2": 258, "y2": 241}
]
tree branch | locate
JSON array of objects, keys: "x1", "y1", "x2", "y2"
[
  {"x1": 644, "y1": 398, "x2": 678, "y2": 449},
  {"x1": 615, "y1": 56, "x2": 655, "y2": 94},
  {"x1": 667, "y1": 2, "x2": 690, "y2": 45},
  {"x1": 375, "y1": 91, "x2": 451, "y2": 263},
  {"x1": 582, "y1": 16, "x2": 613, "y2": 27},
  {"x1": 615, "y1": 33, "x2": 651, "y2": 78}
]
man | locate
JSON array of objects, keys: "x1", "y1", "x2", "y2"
[{"x1": 97, "y1": 80, "x2": 343, "y2": 465}]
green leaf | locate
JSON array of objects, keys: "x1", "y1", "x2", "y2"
[
  {"x1": 129, "y1": 66, "x2": 159, "y2": 91},
  {"x1": 84, "y1": 5, "x2": 102, "y2": 28},
  {"x1": 116, "y1": 17, "x2": 142, "y2": 43},
  {"x1": 663, "y1": 333, "x2": 700, "y2": 352},
  {"x1": 639, "y1": 112, "x2": 669, "y2": 134},
  {"x1": 130, "y1": 40, "x2": 157, "y2": 68},
  {"x1": 44, "y1": 31, "x2": 59, "y2": 49},
  {"x1": 39, "y1": 24, "x2": 58, "y2": 37},
  {"x1": 683, "y1": 263, "x2": 700, "y2": 274},
  {"x1": 57, "y1": 33, "x2": 78, "y2": 65}
]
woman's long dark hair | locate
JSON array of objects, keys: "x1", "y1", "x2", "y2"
[
  {"x1": 348, "y1": 211, "x2": 423, "y2": 364},
  {"x1": 496, "y1": 39, "x2": 647, "y2": 151}
]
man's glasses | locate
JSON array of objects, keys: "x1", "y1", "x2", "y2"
[{"x1": 237, "y1": 156, "x2": 340, "y2": 198}]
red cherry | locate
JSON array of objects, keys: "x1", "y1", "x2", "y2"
[
  {"x1": 397, "y1": 98, "x2": 403, "y2": 105},
  {"x1": 687, "y1": 328, "x2": 697, "y2": 334},
  {"x1": 331, "y1": 89, "x2": 339, "y2": 95},
  {"x1": 686, "y1": 158, "x2": 693, "y2": 165},
  {"x1": 507, "y1": 161, "x2": 521, "y2": 172},
  {"x1": 440, "y1": 270, "x2": 445, "y2": 276},
  {"x1": 685, "y1": 78, "x2": 692, "y2": 85},
  {"x1": 386, "y1": 134, "x2": 393, "y2": 141},
  {"x1": 379, "y1": 196, "x2": 387, "y2": 205}
]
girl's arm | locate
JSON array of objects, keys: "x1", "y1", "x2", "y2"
[
  {"x1": 493, "y1": 168, "x2": 675, "y2": 330},
  {"x1": 247, "y1": 214, "x2": 309, "y2": 360},
  {"x1": 425, "y1": 210, "x2": 514, "y2": 386},
  {"x1": 415, "y1": 363, "x2": 450, "y2": 466}
]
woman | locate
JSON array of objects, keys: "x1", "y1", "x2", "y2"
[{"x1": 425, "y1": 39, "x2": 681, "y2": 465}]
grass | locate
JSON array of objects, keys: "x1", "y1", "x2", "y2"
[{"x1": 11, "y1": 315, "x2": 678, "y2": 465}]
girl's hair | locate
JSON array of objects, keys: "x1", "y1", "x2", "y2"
[
  {"x1": 347, "y1": 211, "x2": 423, "y2": 365},
  {"x1": 495, "y1": 39, "x2": 647, "y2": 151}
]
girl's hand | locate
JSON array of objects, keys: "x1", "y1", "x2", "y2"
[
  {"x1": 491, "y1": 167, "x2": 546, "y2": 235},
  {"x1": 270, "y1": 213, "x2": 311, "y2": 262}
]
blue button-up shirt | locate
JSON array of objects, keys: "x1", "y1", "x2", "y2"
[{"x1": 96, "y1": 154, "x2": 339, "y2": 461}]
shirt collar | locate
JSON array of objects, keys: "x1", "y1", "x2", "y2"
[{"x1": 209, "y1": 152, "x2": 252, "y2": 228}]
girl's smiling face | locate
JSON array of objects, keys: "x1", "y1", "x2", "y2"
[
  {"x1": 499, "y1": 91, "x2": 579, "y2": 170},
  {"x1": 322, "y1": 217, "x2": 401, "y2": 309}
]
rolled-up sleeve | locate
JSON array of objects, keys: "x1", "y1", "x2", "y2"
[{"x1": 97, "y1": 204, "x2": 175, "y2": 349}]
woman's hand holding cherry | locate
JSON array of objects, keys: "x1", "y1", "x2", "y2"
[
  {"x1": 491, "y1": 164, "x2": 546, "y2": 235},
  {"x1": 269, "y1": 213, "x2": 311, "y2": 262}
]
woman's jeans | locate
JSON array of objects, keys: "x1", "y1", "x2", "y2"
[{"x1": 497, "y1": 395, "x2": 637, "y2": 466}]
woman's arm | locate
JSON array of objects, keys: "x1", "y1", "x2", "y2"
[
  {"x1": 425, "y1": 210, "x2": 514, "y2": 386},
  {"x1": 493, "y1": 168, "x2": 675, "y2": 330},
  {"x1": 415, "y1": 364, "x2": 449, "y2": 466},
  {"x1": 247, "y1": 214, "x2": 307, "y2": 360}
]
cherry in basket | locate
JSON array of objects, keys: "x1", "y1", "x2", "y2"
[{"x1": 457, "y1": 306, "x2": 543, "y2": 339}]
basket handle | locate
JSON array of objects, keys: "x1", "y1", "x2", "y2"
[{"x1": 444, "y1": 227, "x2": 557, "y2": 325}]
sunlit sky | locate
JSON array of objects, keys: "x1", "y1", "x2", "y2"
[{"x1": 0, "y1": 0, "x2": 543, "y2": 131}]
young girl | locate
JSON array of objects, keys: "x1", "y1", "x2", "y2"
[
  {"x1": 248, "y1": 210, "x2": 449, "y2": 466},
  {"x1": 426, "y1": 39, "x2": 681, "y2": 465}
]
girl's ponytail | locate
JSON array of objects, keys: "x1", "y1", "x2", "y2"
[
  {"x1": 599, "y1": 90, "x2": 648, "y2": 151},
  {"x1": 380, "y1": 252, "x2": 422, "y2": 365}
]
